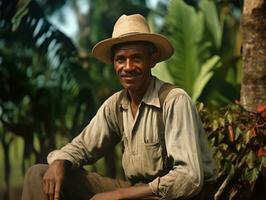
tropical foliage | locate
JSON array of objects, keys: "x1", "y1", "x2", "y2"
[
  {"x1": 0, "y1": 0, "x2": 150, "y2": 191},
  {"x1": 198, "y1": 102, "x2": 266, "y2": 199},
  {"x1": 0, "y1": 1, "x2": 89, "y2": 188},
  {"x1": 155, "y1": 0, "x2": 241, "y2": 106}
]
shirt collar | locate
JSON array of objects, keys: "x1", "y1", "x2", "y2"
[{"x1": 120, "y1": 76, "x2": 162, "y2": 110}]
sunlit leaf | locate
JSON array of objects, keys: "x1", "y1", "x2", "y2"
[
  {"x1": 165, "y1": 0, "x2": 205, "y2": 96},
  {"x1": 226, "y1": 113, "x2": 233, "y2": 124},
  {"x1": 218, "y1": 132, "x2": 225, "y2": 143},
  {"x1": 244, "y1": 130, "x2": 252, "y2": 145},
  {"x1": 246, "y1": 150, "x2": 256, "y2": 169},
  {"x1": 219, "y1": 143, "x2": 228, "y2": 151},
  {"x1": 218, "y1": 117, "x2": 225, "y2": 127},
  {"x1": 212, "y1": 119, "x2": 219, "y2": 131},
  {"x1": 192, "y1": 55, "x2": 220, "y2": 101},
  {"x1": 244, "y1": 167, "x2": 259, "y2": 184},
  {"x1": 235, "y1": 127, "x2": 241, "y2": 141},
  {"x1": 199, "y1": 0, "x2": 222, "y2": 49},
  {"x1": 261, "y1": 156, "x2": 266, "y2": 169}
]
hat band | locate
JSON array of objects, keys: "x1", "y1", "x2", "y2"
[{"x1": 118, "y1": 32, "x2": 141, "y2": 37}]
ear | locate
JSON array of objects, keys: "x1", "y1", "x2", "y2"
[{"x1": 150, "y1": 51, "x2": 160, "y2": 68}]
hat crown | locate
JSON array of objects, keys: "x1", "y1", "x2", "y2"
[
  {"x1": 112, "y1": 14, "x2": 151, "y2": 38},
  {"x1": 92, "y1": 14, "x2": 174, "y2": 64}
]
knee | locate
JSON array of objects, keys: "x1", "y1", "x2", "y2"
[{"x1": 24, "y1": 164, "x2": 48, "y2": 183}]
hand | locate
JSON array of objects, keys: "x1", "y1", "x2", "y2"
[{"x1": 42, "y1": 160, "x2": 70, "y2": 200}]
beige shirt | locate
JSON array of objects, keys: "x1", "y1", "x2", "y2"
[{"x1": 47, "y1": 76, "x2": 217, "y2": 199}]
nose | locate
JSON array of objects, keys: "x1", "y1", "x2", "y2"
[{"x1": 124, "y1": 58, "x2": 133, "y2": 72}]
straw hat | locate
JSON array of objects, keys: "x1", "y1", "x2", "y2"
[{"x1": 92, "y1": 14, "x2": 174, "y2": 64}]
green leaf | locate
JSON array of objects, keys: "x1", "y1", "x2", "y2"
[
  {"x1": 218, "y1": 132, "x2": 225, "y2": 144},
  {"x1": 236, "y1": 143, "x2": 242, "y2": 152},
  {"x1": 192, "y1": 56, "x2": 220, "y2": 101},
  {"x1": 11, "y1": 0, "x2": 31, "y2": 31},
  {"x1": 212, "y1": 120, "x2": 219, "y2": 131},
  {"x1": 218, "y1": 117, "x2": 225, "y2": 127},
  {"x1": 261, "y1": 156, "x2": 266, "y2": 169},
  {"x1": 209, "y1": 137, "x2": 216, "y2": 146},
  {"x1": 246, "y1": 151, "x2": 256, "y2": 169},
  {"x1": 244, "y1": 130, "x2": 252, "y2": 145},
  {"x1": 196, "y1": 102, "x2": 204, "y2": 112},
  {"x1": 235, "y1": 127, "x2": 241, "y2": 140},
  {"x1": 219, "y1": 143, "x2": 228, "y2": 151},
  {"x1": 151, "y1": 61, "x2": 174, "y2": 83},
  {"x1": 226, "y1": 153, "x2": 237, "y2": 162},
  {"x1": 165, "y1": 0, "x2": 204, "y2": 95},
  {"x1": 223, "y1": 159, "x2": 233, "y2": 173},
  {"x1": 226, "y1": 113, "x2": 233, "y2": 124},
  {"x1": 244, "y1": 167, "x2": 259, "y2": 184},
  {"x1": 200, "y1": 0, "x2": 222, "y2": 49},
  {"x1": 215, "y1": 150, "x2": 223, "y2": 160}
]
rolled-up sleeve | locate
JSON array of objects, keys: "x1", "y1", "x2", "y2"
[
  {"x1": 47, "y1": 93, "x2": 121, "y2": 168},
  {"x1": 149, "y1": 91, "x2": 204, "y2": 199}
]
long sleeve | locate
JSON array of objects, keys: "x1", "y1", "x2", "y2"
[
  {"x1": 149, "y1": 90, "x2": 210, "y2": 199},
  {"x1": 47, "y1": 93, "x2": 121, "y2": 168}
]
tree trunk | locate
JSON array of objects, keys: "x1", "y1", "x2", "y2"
[{"x1": 241, "y1": 0, "x2": 266, "y2": 112}]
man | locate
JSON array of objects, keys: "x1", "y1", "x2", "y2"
[{"x1": 22, "y1": 14, "x2": 217, "y2": 200}]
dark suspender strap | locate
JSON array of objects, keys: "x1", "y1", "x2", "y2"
[
  {"x1": 116, "y1": 89, "x2": 126, "y2": 153},
  {"x1": 158, "y1": 83, "x2": 177, "y2": 169},
  {"x1": 116, "y1": 90, "x2": 126, "y2": 135},
  {"x1": 158, "y1": 83, "x2": 177, "y2": 106}
]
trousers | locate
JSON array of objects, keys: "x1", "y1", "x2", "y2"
[
  {"x1": 21, "y1": 164, "x2": 216, "y2": 200},
  {"x1": 21, "y1": 164, "x2": 160, "y2": 200}
]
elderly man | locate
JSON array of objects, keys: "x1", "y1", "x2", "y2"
[{"x1": 22, "y1": 14, "x2": 217, "y2": 200}]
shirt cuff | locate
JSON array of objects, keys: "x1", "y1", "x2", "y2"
[
  {"x1": 47, "y1": 150, "x2": 79, "y2": 168},
  {"x1": 149, "y1": 177, "x2": 161, "y2": 196},
  {"x1": 149, "y1": 171, "x2": 202, "y2": 199}
]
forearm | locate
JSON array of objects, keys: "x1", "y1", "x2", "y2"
[
  {"x1": 90, "y1": 184, "x2": 156, "y2": 200},
  {"x1": 117, "y1": 184, "x2": 154, "y2": 199}
]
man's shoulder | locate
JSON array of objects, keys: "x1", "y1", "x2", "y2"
[
  {"x1": 101, "y1": 89, "x2": 124, "y2": 108},
  {"x1": 160, "y1": 84, "x2": 191, "y2": 105},
  {"x1": 155, "y1": 77, "x2": 187, "y2": 95}
]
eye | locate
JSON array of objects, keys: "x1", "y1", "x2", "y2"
[
  {"x1": 115, "y1": 56, "x2": 125, "y2": 64},
  {"x1": 133, "y1": 55, "x2": 143, "y2": 62}
]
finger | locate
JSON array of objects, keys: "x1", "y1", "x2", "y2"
[
  {"x1": 42, "y1": 179, "x2": 48, "y2": 200},
  {"x1": 42, "y1": 179, "x2": 46, "y2": 193},
  {"x1": 54, "y1": 180, "x2": 62, "y2": 200},
  {"x1": 43, "y1": 179, "x2": 50, "y2": 195},
  {"x1": 49, "y1": 181, "x2": 55, "y2": 194},
  {"x1": 48, "y1": 181, "x2": 55, "y2": 200}
]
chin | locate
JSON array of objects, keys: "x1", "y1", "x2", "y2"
[
  {"x1": 120, "y1": 81, "x2": 133, "y2": 89},
  {"x1": 122, "y1": 83, "x2": 137, "y2": 91}
]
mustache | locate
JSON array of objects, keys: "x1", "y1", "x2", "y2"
[{"x1": 119, "y1": 71, "x2": 142, "y2": 77}]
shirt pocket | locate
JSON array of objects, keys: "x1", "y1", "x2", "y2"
[{"x1": 139, "y1": 141, "x2": 164, "y2": 176}]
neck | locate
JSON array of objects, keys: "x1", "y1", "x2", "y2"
[{"x1": 128, "y1": 77, "x2": 152, "y2": 106}]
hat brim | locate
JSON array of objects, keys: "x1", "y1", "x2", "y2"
[{"x1": 92, "y1": 33, "x2": 174, "y2": 64}]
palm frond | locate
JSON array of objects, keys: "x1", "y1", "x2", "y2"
[
  {"x1": 200, "y1": 0, "x2": 222, "y2": 50},
  {"x1": 9, "y1": 0, "x2": 77, "y2": 66},
  {"x1": 164, "y1": 0, "x2": 205, "y2": 95},
  {"x1": 162, "y1": 0, "x2": 221, "y2": 102}
]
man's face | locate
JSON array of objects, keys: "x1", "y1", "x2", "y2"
[{"x1": 113, "y1": 42, "x2": 157, "y2": 92}]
